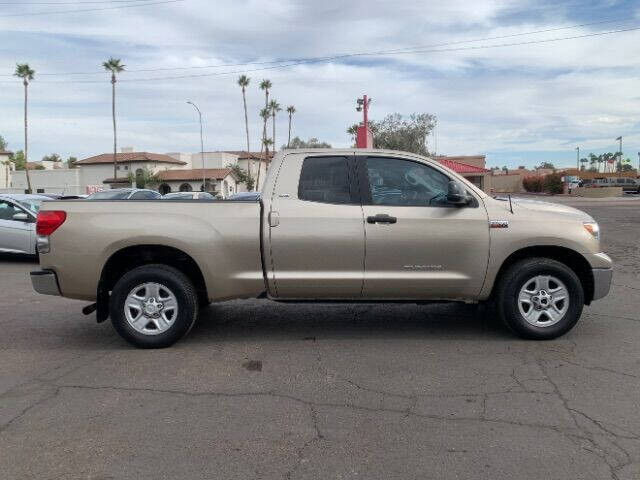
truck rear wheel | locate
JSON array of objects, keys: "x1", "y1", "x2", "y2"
[
  {"x1": 495, "y1": 258, "x2": 584, "y2": 340},
  {"x1": 109, "y1": 264, "x2": 198, "y2": 348}
]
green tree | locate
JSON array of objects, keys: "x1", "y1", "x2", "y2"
[
  {"x1": 352, "y1": 113, "x2": 437, "y2": 155},
  {"x1": 517, "y1": 165, "x2": 526, "y2": 170},
  {"x1": 128, "y1": 166, "x2": 159, "y2": 189},
  {"x1": 346, "y1": 124, "x2": 358, "y2": 144},
  {"x1": 286, "y1": 137, "x2": 332, "y2": 149},
  {"x1": 42, "y1": 153, "x2": 62, "y2": 162},
  {"x1": 66, "y1": 156, "x2": 78, "y2": 169},
  {"x1": 229, "y1": 164, "x2": 255, "y2": 191},
  {"x1": 10, "y1": 150, "x2": 25, "y2": 170},
  {"x1": 14, "y1": 63, "x2": 35, "y2": 193},
  {"x1": 542, "y1": 173, "x2": 564, "y2": 194},
  {"x1": 102, "y1": 57, "x2": 125, "y2": 181},
  {"x1": 237, "y1": 75, "x2": 254, "y2": 190},
  {"x1": 286, "y1": 105, "x2": 295, "y2": 148},
  {"x1": 536, "y1": 161, "x2": 555, "y2": 170}
]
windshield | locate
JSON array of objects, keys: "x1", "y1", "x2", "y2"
[
  {"x1": 88, "y1": 190, "x2": 131, "y2": 200},
  {"x1": 16, "y1": 199, "x2": 42, "y2": 214}
]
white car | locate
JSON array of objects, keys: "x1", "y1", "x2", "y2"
[{"x1": 0, "y1": 194, "x2": 50, "y2": 255}]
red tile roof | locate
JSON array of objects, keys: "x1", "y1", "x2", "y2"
[
  {"x1": 158, "y1": 168, "x2": 234, "y2": 181},
  {"x1": 437, "y1": 158, "x2": 489, "y2": 174},
  {"x1": 76, "y1": 152, "x2": 186, "y2": 165}
]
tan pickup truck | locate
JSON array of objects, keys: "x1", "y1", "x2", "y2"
[{"x1": 31, "y1": 149, "x2": 612, "y2": 348}]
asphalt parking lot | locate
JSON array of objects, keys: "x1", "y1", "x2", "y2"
[{"x1": 1, "y1": 197, "x2": 639, "y2": 480}]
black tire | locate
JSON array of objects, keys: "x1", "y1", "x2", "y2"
[
  {"x1": 109, "y1": 264, "x2": 198, "y2": 348},
  {"x1": 495, "y1": 258, "x2": 584, "y2": 340}
]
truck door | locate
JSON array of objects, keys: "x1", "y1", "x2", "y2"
[
  {"x1": 358, "y1": 155, "x2": 490, "y2": 300},
  {"x1": 267, "y1": 153, "x2": 365, "y2": 299}
]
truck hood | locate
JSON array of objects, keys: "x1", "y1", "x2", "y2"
[{"x1": 511, "y1": 197, "x2": 593, "y2": 221}]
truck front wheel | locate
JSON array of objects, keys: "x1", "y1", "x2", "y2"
[
  {"x1": 109, "y1": 264, "x2": 198, "y2": 348},
  {"x1": 496, "y1": 258, "x2": 584, "y2": 340}
]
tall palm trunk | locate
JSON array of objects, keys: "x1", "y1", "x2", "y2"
[
  {"x1": 111, "y1": 74, "x2": 118, "y2": 182},
  {"x1": 287, "y1": 112, "x2": 292, "y2": 148},
  {"x1": 258, "y1": 91, "x2": 269, "y2": 190},
  {"x1": 23, "y1": 80, "x2": 32, "y2": 193},
  {"x1": 272, "y1": 111, "x2": 276, "y2": 153},
  {"x1": 241, "y1": 87, "x2": 253, "y2": 190}
]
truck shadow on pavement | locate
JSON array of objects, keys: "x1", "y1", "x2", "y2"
[{"x1": 185, "y1": 300, "x2": 513, "y2": 345}]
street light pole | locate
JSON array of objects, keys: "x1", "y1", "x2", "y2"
[
  {"x1": 187, "y1": 101, "x2": 205, "y2": 191},
  {"x1": 575, "y1": 146, "x2": 580, "y2": 178}
]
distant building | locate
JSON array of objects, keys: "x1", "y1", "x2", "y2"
[
  {"x1": 435, "y1": 155, "x2": 490, "y2": 192},
  {"x1": 75, "y1": 151, "x2": 187, "y2": 190},
  {"x1": 156, "y1": 168, "x2": 239, "y2": 196}
]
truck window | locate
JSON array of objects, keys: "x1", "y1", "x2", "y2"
[
  {"x1": 365, "y1": 157, "x2": 450, "y2": 206},
  {"x1": 298, "y1": 156, "x2": 353, "y2": 204}
]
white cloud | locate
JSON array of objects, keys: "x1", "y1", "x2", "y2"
[{"x1": 0, "y1": 0, "x2": 638, "y2": 168}]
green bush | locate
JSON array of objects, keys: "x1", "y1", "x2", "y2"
[
  {"x1": 542, "y1": 173, "x2": 564, "y2": 194},
  {"x1": 522, "y1": 176, "x2": 543, "y2": 192}
]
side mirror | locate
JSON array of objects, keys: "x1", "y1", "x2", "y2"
[
  {"x1": 446, "y1": 181, "x2": 471, "y2": 206},
  {"x1": 12, "y1": 212, "x2": 30, "y2": 222}
]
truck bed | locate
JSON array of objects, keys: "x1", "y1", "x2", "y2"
[{"x1": 38, "y1": 199, "x2": 265, "y2": 302}]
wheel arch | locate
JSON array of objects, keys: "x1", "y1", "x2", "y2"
[
  {"x1": 491, "y1": 246, "x2": 594, "y2": 304},
  {"x1": 98, "y1": 245, "x2": 209, "y2": 319}
]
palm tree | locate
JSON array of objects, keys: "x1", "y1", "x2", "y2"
[
  {"x1": 268, "y1": 100, "x2": 281, "y2": 152},
  {"x1": 259, "y1": 80, "x2": 272, "y2": 177},
  {"x1": 14, "y1": 63, "x2": 35, "y2": 193},
  {"x1": 286, "y1": 105, "x2": 295, "y2": 148},
  {"x1": 256, "y1": 107, "x2": 271, "y2": 189},
  {"x1": 237, "y1": 75, "x2": 254, "y2": 189},
  {"x1": 102, "y1": 57, "x2": 125, "y2": 182}
]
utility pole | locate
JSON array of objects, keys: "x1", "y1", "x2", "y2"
[
  {"x1": 575, "y1": 146, "x2": 580, "y2": 179},
  {"x1": 187, "y1": 101, "x2": 206, "y2": 191}
]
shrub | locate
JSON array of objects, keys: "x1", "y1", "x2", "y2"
[
  {"x1": 522, "y1": 176, "x2": 543, "y2": 192},
  {"x1": 542, "y1": 173, "x2": 564, "y2": 194}
]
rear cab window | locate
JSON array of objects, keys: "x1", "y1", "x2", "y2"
[{"x1": 298, "y1": 156, "x2": 356, "y2": 204}]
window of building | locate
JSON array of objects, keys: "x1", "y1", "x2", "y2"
[
  {"x1": 298, "y1": 156, "x2": 352, "y2": 204},
  {"x1": 179, "y1": 183, "x2": 193, "y2": 192},
  {"x1": 36, "y1": 188, "x2": 45, "y2": 193}
]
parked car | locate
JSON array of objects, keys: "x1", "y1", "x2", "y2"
[
  {"x1": 581, "y1": 177, "x2": 640, "y2": 193},
  {"x1": 229, "y1": 192, "x2": 261, "y2": 201},
  {"x1": 31, "y1": 149, "x2": 612, "y2": 348},
  {"x1": 86, "y1": 188, "x2": 161, "y2": 200},
  {"x1": 162, "y1": 192, "x2": 216, "y2": 200},
  {"x1": 0, "y1": 193, "x2": 50, "y2": 255}
]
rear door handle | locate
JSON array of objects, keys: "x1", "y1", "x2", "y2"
[{"x1": 367, "y1": 214, "x2": 397, "y2": 224}]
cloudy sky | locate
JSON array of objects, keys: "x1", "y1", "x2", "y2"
[{"x1": 0, "y1": 0, "x2": 639, "y2": 168}]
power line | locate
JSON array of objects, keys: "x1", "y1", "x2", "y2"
[
  {"x1": 1, "y1": 24, "x2": 638, "y2": 84},
  {"x1": 0, "y1": 0, "x2": 184, "y2": 17},
  {"x1": 0, "y1": 0, "x2": 153, "y2": 4},
  {"x1": 0, "y1": 16, "x2": 633, "y2": 77}
]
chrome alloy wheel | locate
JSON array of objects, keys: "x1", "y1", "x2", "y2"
[
  {"x1": 517, "y1": 275, "x2": 569, "y2": 327},
  {"x1": 124, "y1": 282, "x2": 178, "y2": 335}
]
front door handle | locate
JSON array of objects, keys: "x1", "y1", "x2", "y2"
[{"x1": 367, "y1": 214, "x2": 397, "y2": 224}]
